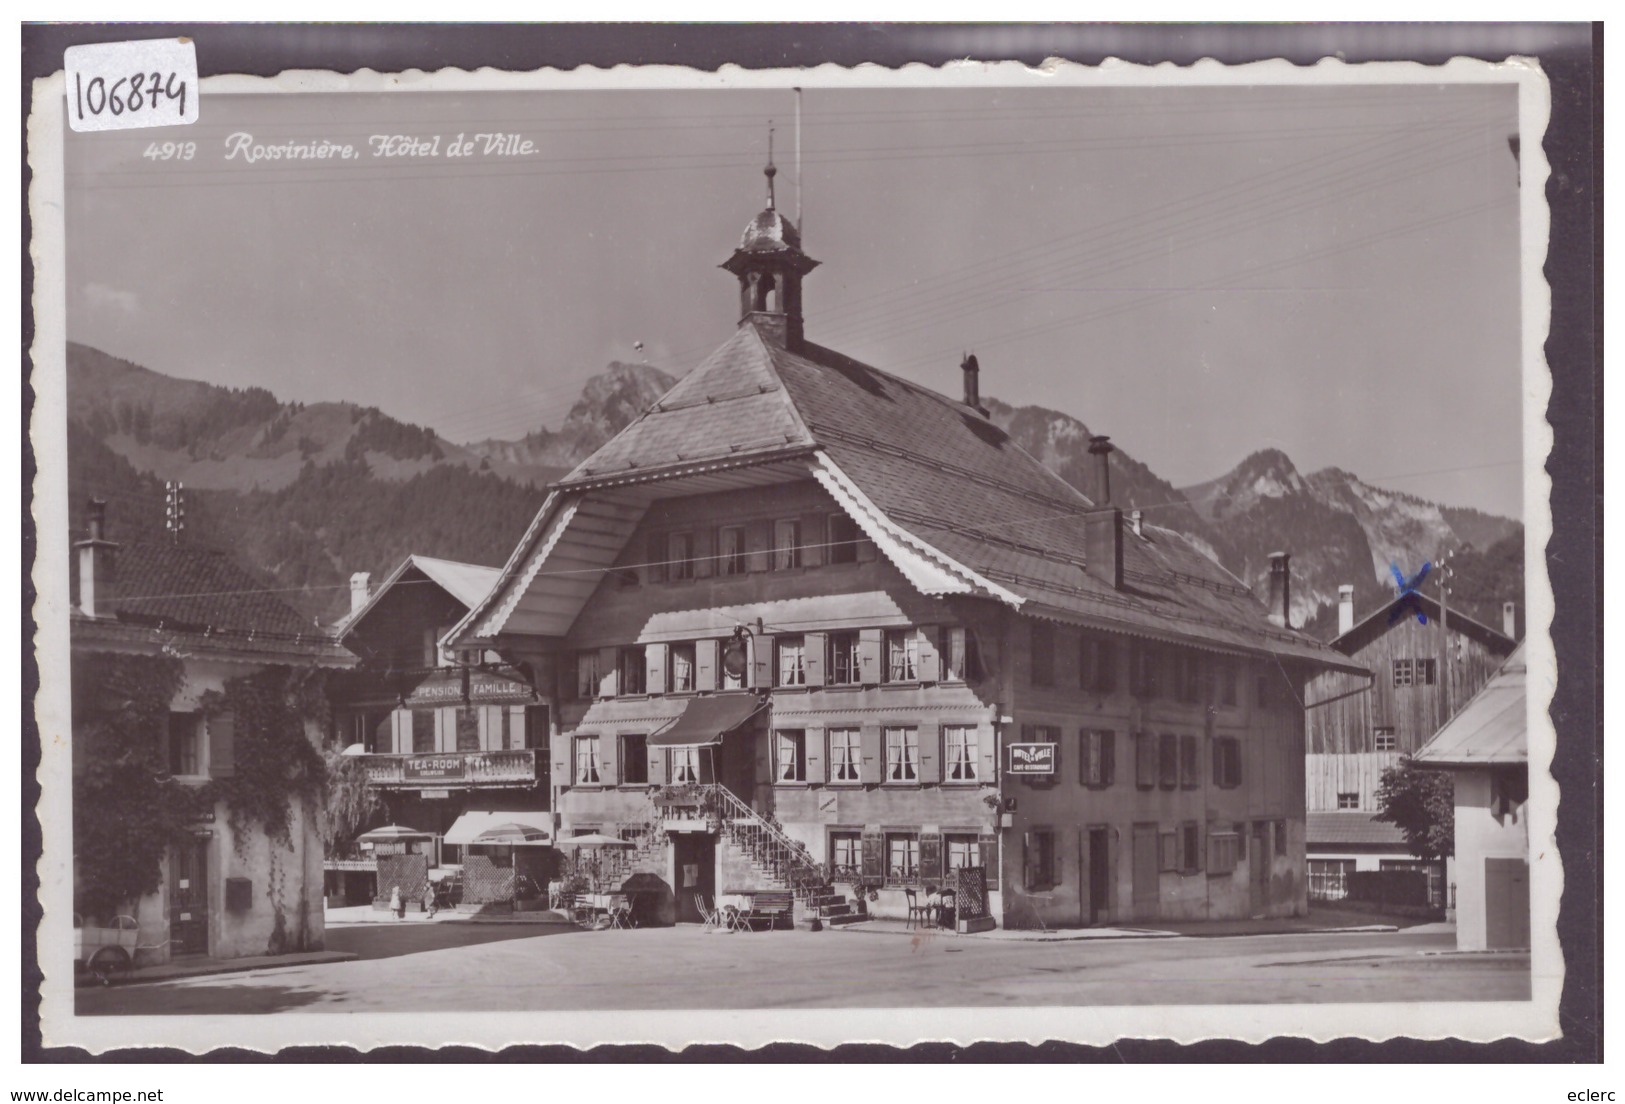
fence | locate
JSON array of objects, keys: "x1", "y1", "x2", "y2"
[{"x1": 1346, "y1": 869, "x2": 1430, "y2": 908}]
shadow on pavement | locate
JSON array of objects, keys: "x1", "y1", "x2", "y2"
[
  {"x1": 324, "y1": 922, "x2": 576, "y2": 962},
  {"x1": 76, "y1": 983, "x2": 325, "y2": 1016}
]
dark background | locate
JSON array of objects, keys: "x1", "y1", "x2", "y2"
[{"x1": 21, "y1": 21, "x2": 1600, "y2": 1064}]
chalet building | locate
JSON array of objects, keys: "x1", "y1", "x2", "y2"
[
  {"x1": 70, "y1": 501, "x2": 353, "y2": 966},
  {"x1": 1304, "y1": 584, "x2": 1518, "y2": 905},
  {"x1": 326, "y1": 555, "x2": 552, "y2": 909},
  {"x1": 444, "y1": 167, "x2": 1363, "y2": 929},
  {"x1": 1413, "y1": 643, "x2": 1530, "y2": 950}
]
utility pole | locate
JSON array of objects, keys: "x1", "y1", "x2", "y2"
[
  {"x1": 164, "y1": 480, "x2": 186, "y2": 545},
  {"x1": 1436, "y1": 550, "x2": 1454, "y2": 719}
]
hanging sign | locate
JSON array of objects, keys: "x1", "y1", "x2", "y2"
[{"x1": 1007, "y1": 742, "x2": 1056, "y2": 775}]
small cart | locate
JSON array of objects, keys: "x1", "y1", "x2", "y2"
[{"x1": 74, "y1": 913, "x2": 139, "y2": 985}]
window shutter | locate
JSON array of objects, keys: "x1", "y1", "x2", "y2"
[
  {"x1": 1102, "y1": 731, "x2": 1116, "y2": 787},
  {"x1": 745, "y1": 521, "x2": 771, "y2": 573},
  {"x1": 917, "y1": 722, "x2": 941, "y2": 785},
  {"x1": 434, "y1": 708, "x2": 452, "y2": 753},
  {"x1": 1160, "y1": 830, "x2": 1177, "y2": 872},
  {"x1": 804, "y1": 726, "x2": 823, "y2": 784},
  {"x1": 508, "y1": 705, "x2": 527, "y2": 751},
  {"x1": 978, "y1": 832, "x2": 1000, "y2": 885},
  {"x1": 859, "y1": 723, "x2": 883, "y2": 785},
  {"x1": 646, "y1": 643, "x2": 668, "y2": 696},
  {"x1": 857, "y1": 629, "x2": 883, "y2": 685},
  {"x1": 803, "y1": 632, "x2": 826, "y2": 687},
  {"x1": 692, "y1": 526, "x2": 714, "y2": 579},
  {"x1": 552, "y1": 738, "x2": 570, "y2": 790},
  {"x1": 391, "y1": 709, "x2": 408, "y2": 753},
  {"x1": 695, "y1": 638, "x2": 718, "y2": 692},
  {"x1": 598, "y1": 646, "x2": 618, "y2": 698},
  {"x1": 1078, "y1": 729, "x2": 1091, "y2": 787},
  {"x1": 649, "y1": 743, "x2": 666, "y2": 786},
  {"x1": 646, "y1": 532, "x2": 667, "y2": 584},
  {"x1": 1136, "y1": 732, "x2": 1155, "y2": 789},
  {"x1": 1189, "y1": 825, "x2": 1204, "y2": 873},
  {"x1": 980, "y1": 724, "x2": 998, "y2": 783},
  {"x1": 208, "y1": 712, "x2": 235, "y2": 778},
  {"x1": 752, "y1": 634, "x2": 774, "y2": 689},
  {"x1": 915, "y1": 627, "x2": 940, "y2": 683},
  {"x1": 800, "y1": 511, "x2": 825, "y2": 568},
  {"x1": 481, "y1": 705, "x2": 501, "y2": 751},
  {"x1": 1210, "y1": 735, "x2": 1219, "y2": 786},
  {"x1": 861, "y1": 832, "x2": 885, "y2": 886},
  {"x1": 919, "y1": 832, "x2": 943, "y2": 887},
  {"x1": 599, "y1": 736, "x2": 619, "y2": 787}
]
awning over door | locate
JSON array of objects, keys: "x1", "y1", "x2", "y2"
[
  {"x1": 647, "y1": 695, "x2": 766, "y2": 748},
  {"x1": 442, "y1": 810, "x2": 552, "y2": 846}
]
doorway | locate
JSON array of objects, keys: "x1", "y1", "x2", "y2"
[
  {"x1": 1087, "y1": 828, "x2": 1111, "y2": 925},
  {"x1": 1248, "y1": 821, "x2": 1269, "y2": 915},
  {"x1": 671, "y1": 833, "x2": 716, "y2": 924},
  {"x1": 1484, "y1": 858, "x2": 1530, "y2": 948},
  {"x1": 1131, "y1": 824, "x2": 1158, "y2": 917},
  {"x1": 169, "y1": 836, "x2": 210, "y2": 957}
]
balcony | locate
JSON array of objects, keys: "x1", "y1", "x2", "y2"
[{"x1": 361, "y1": 749, "x2": 539, "y2": 790}]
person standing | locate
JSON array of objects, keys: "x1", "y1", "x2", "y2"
[{"x1": 389, "y1": 885, "x2": 404, "y2": 920}]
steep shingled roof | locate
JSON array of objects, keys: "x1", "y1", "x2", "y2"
[{"x1": 103, "y1": 540, "x2": 318, "y2": 638}]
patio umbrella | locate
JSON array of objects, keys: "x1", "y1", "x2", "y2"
[
  {"x1": 474, "y1": 822, "x2": 551, "y2": 845},
  {"x1": 356, "y1": 824, "x2": 433, "y2": 843}
]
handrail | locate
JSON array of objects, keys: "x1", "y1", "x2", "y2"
[{"x1": 707, "y1": 784, "x2": 825, "y2": 897}]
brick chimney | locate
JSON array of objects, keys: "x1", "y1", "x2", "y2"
[
  {"x1": 350, "y1": 571, "x2": 372, "y2": 614},
  {"x1": 1502, "y1": 600, "x2": 1517, "y2": 639},
  {"x1": 1088, "y1": 435, "x2": 1114, "y2": 505},
  {"x1": 960, "y1": 352, "x2": 988, "y2": 417},
  {"x1": 1266, "y1": 552, "x2": 1292, "y2": 628},
  {"x1": 74, "y1": 498, "x2": 119, "y2": 618},
  {"x1": 1338, "y1": 584, "x2": 1355, "y2": 636},
  {"x1": 1084, "y1": 508, "x2": 1124, "y2": 590}
]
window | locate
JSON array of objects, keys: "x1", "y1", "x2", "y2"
[
  {"x1": 1216, "y1": 661, "x2": 1237, "y2": 706},
  {"x1": 1023, "y1": 829, "x2": 1057, "y2": 891},
  {"x1": 944, "y1": 725, "x2": 979, "y2": 782},
  {"x1": 1078, "y1": 636, "x2": 1116, "y2": 693},
  {"x1": 668, "y1": 745, "x2": 699, "y2": 784},
  {"x1": 939, "y1": 626, "x2": 981, "y2": 682},
  {"x1": 1393, "y1": 658, "x2": 1414, "y2": 687},
  {"x1": 167, "y1": 712, "x2": 202, "y2": 775},
  {"x1": 1337, "y1": 791, "x2": 1360, "y2": 810},
  {"x1": 412, "y1": 710, "x2": 435, "y2": 754},
  {"x1": 1181, "y1": 823, "x2": 1203, "y2": 875},
  {"x1": 619, "y1": 733, "x2": 648, "y2": 785},
  {"x1": 669, "y1": 643, "x2": 696, "y2": 692},
  {"x1": 1179, "y1": 734, "x2": 1199, "y2": 789},
  {"x1": 1080, "y1": 729, "x2": 1115, "y2": 788},
  {"x1": 1212, "y1": 737, "x2": 1242, "y2": 788},
  {"x1": 887, "y1": 833, "x2": 920, "y2": 884},
  {"x1": 945, "y1": 833, "x2": 978, "y2": 872},
  {"x1": 667, "y1": 531, "x2": 695, "y2": 580},
  {"x1": 1308, "y1": 858, "x2": 1354, "y2": 901},
  {"x1": 1419, "y1": 658, "x2": 1438, "y2": 685},
  {"x1": 830, "y1": 831, "x2": 862, "y2": 880},
  {"x1": 1158, "y1": 733, "x2": 1179, "y2": 789},
  {"x1": 828, "y1": 728, "x2": 861, "y2": 784},
  {"x1": 1178, "y1": 653, "x2": 1203, "y2": 703},
  {"x1": 718, "y1": 526, "x2": 747, "y2": 575},
  {"x1": 1029, "y1": 621, "x2": 1054, "y2": 687},
  {"x1": 776, "y1": 636, "x2": 807, "y2": 687},
  {"x1": 576, "y1": 650, "x2": 600, "y2": 699},
  {"x1": 1374, "y1": 726, "x2": 1397, "y2": 752},
  {"x1": 455, "y1": 706, "x2": 480, "y2": 751},
  {"x1": 618, "y1": 647, "x2": 646, "y2": 695},
  {"x1": 1274, "y1": 820, "x2": 1288, "y2": 855},
  {"x1": 776, "y1": 730, "x2": 806, "y2": 783},
  {"x1": 885, "y1": 630, "x2": 919, "y2": 682},
  {"x1": 772, "y1": 518, "x2": 802, "y2": 570},
  {"x1": 884, "y1": 727, "x2": 919, "y2": 783},
  {"x1": 1208, "y1": 831, "x2": 1243, "y2": 875},
  {"x1": 574, "y1": 735, "x2": 601, "y2": 785},
  {"x1": 828, "y1": 512, "x2": 861, "y2": 564},
  {"x1": 1131, "y1": 644, "x2": 1159, "y2": 698},
  {"x1": 1135, "y1": 732, "x2": 1157, "y2": 789},
  {"x1": 829, "y1": 632, "x2": 861, "y2": 685}
]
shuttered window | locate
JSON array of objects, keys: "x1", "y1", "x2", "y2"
[
  {"x1": 885, "y1": 630, "x2": 919, "y2": 682},
  {"x1": 1080, "y1": 729, "x2": 1115, "y2": 788},
  {"x1": 776, "y1": 637, "x2": 807, "y2": 687},
  {"x1": 1158, "y1": 733, "x2": 1179, "y2": 789},
  {"x1": 828, "y1": 728, "x2": 861, "y2": 784},
  {"x1": 575, "y1": 650, "x2": 599, "y2": 700},
  {"x1": 829, "y1": 832, "x2": 862, "y2": 880},
  {"x1": 1179, "y1": 734, "x2": 1198, "y2": 789},
  {"x1": 829, "y1": 632, "x2": 861, "y2": 684},
  {"x1": 1135, "y1": 732, "x2": 1157, "y2": 789},
  {"x1": 1023, "y1": 829, "x2": 1057, "y2": 891},
  {"x1": 944, "y1": 725, "x2": 979, "y2": 782},
  {"x1": 1212, "y1": 737, "x2": 1242, "y2": 788},
  {"x1": 884, "y1": 727, "x2": 919, "y2": 783},
  {"x1": 886, "y1": 833, "x2": 920, "y2": 885},
  {"x1": 669, "y1": 643, "x2": 696, "y2": 692},
  {"x1": 717, "y1": 526, "x2": 747, "y2": 575},
  {"x1": 574, "y1": 735, "x2": 601, "y2": 785}
]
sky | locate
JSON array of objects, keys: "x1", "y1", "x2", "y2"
[{"x1": 62, "y1": 80, "x2": 1525, "y2": 517}]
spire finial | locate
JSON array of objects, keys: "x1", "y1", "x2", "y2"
[{"x1": 765, "y1": 122, "x2": 777, "y2": 209}]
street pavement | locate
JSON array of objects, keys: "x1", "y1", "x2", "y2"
[{"x1": 74, "y1": 921, "x2": 1532, "y2": 1016}]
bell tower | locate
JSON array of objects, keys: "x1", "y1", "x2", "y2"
[{"x1": 721, "y1": 133, "x2": 819, "y2": 349}]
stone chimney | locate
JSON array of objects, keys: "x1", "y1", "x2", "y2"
[
  {"x1": 1084, "y1": 508, "x2": 1124, "y2": 590},
  {"x1": 1502, "y1": 600, "x2": 1517, "y2": 639},
  {"x1": 960, "y1": 352, "x2": 988, "y2": 417},
  {"x1": 1266, "y1": 552, "x2": 1292, "y2": 628},
  {"x1": 1088, "y1": 435, "x2": 1114, "y2": 506},
  {"x1": 350, "y1": 571, "x2": 372, "y2": 614},
  {"x1": 74, "y1": 498, "x2": 119, "y2": 619},
  {"x1": 1338, "y1": 584, "x2": 1355, "y2": 636},
  {"x1": 1129, "y1": 508, "x2": 1143, "y2": 537}
]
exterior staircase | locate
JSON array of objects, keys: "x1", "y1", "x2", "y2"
[{"x1": 706, "y1": 784, "x2": 864, "y2": 925}]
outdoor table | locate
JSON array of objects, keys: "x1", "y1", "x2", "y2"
[{"x1": 572, "y1": 892, "x2": 615, "y2": 928}]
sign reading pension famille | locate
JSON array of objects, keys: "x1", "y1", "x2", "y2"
[
  {"x1": 1007, "y1": 742, "x2": 1056, "y2": 775},
  {"x1": 404, "y1": 673, "x2": 535, "y2": 707}
]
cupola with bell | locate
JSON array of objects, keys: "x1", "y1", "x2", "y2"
[{"x1": 720, "y1": 129, "x2": 819, "y2": 349}]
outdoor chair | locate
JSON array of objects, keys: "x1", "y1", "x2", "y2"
[
  {"x1": 697, "y1": 895, "x2": 721, "y2": 932},
  {"x1": 904, "y1": 888, "x2": 931, "y2": 930},
  {"x1": 606, "y1": 894, "x2": 633, "y2": 929}
]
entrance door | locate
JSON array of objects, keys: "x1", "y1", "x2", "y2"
[
  {"x1": 169, "y1": 836, "x2": 210, "y2": 956},
  {"x1": 1484, "y1": 858, "x2": 1530, "y2": 949},
  {"x1": 1088, "y1": 828, "x2": 1111, "y2": 925},
  {"x1": 1131, "y1": 825, "x2": 1158, "y2": 917},
  {"x1": 672, "y1": 833, "x2": 716, "y2": 924},
  {"x1": 1248, "y1": 822, "x2": 1268, "y2": 915}
]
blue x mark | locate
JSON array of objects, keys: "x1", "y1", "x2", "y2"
[{"x1": 1388, "y1": 561, "x2": 1432, "y2": 624}]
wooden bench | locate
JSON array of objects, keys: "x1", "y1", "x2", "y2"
[{"x1": 737, "y1": 891, "x2": 794, "y2": 931}]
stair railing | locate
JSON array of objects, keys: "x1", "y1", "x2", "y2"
[{"x1": 707, "y1": 784, "x2": 826, "y2": 897}]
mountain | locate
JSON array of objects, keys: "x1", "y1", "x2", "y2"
[{"x1": 463, "y1": 362, "x2": 676, "y2": 475}]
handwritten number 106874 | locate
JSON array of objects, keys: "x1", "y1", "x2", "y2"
[{"x1": 74, "y1": 71, "x2": 188, "y2": 122}]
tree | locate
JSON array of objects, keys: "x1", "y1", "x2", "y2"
[{"x1": 1375, "y1": 759, "x2": 1455, "y2": 861}]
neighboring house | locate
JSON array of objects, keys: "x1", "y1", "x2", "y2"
[
  {"x1": 1304, "y1": 585, "x2": 1518, "y2": 905},
  {"x1": 70, "y1": 500, "x2": 353, "y2": 965},
  {"x1": 326, "y1": 555, "x2": 552, "y2": 909},
  {"x1": 444, "y1": 166, "x2": 1363, "y2": 930},
  {"x1": 1413, "y1": 643, "x2": 1530, "y2": 950}
]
